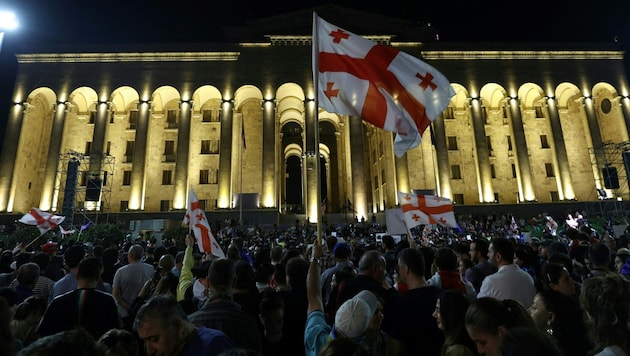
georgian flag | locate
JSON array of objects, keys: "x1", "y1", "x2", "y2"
[
  {"x1": 183, "y1": 188, "x2": 225, "y2": 258},
  {"x1": 19, "y1": 208, "x2": 66, "y2": 234},
  {"x1": 314, "y1": 15, "x2": 455, "y2": 157},
  {"x1": 397, "y1": 192, "x2": 459, "y2": 229}
]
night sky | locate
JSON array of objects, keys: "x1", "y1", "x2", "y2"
[{"x1": 1, "y1": 0, "x2": 630, "y2": 139}]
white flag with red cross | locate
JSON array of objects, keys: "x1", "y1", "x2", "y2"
[
  {"x1": 314, "y1": 14, "x2": 455, "y2": 158},
  {"x1": 397, "y1": 192, "x2": 459, "y2": 229},
  {"x1": 183, "y1": 188, "x2": 225, "y2": 258},
  {"x1": 19, "y1": 208, "x2": 66, "y2": 235}
]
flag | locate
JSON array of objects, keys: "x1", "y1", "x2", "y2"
[
  {"x1": 184, "y1": 188, "x2": 225, "y2": 258},
  {"x1": 80, "y1": 221, "x2": 92, "y2": 233},
  {"x1": 19, "y1": 208, "x2": 65, "y2": 235},
  {"x1": 397, "y1": 192, "x2": 458, "y2": 229},
  {"x1": 314, "y1": 15, "x2": 455, "y2": 158},
  {"x1": 59, "y1": 225, "x2": 76, "y2": 235}
]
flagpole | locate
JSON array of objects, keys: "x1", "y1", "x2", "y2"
[
  {"x1": 25, "y1": 228, "x2": 52, "y2": 249},
  {"x1": 313, "y1": 11, "x2": 322, "y2": 244}
]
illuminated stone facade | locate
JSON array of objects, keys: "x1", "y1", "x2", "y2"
[{"x1": 0, "y1": 6, "x2": 629, "y2": 224}]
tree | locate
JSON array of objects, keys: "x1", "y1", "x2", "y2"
[
  {"x1": 82, "y1": 223, "x2": 124, "y2": 248},
  {"x1": 162, "y1": 226, "x2": 188, "y2": 250}
]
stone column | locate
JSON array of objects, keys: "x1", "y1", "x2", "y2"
[
  {"x1": 432, "y1": 115, "x2": 452, "y2": 198},
  {"x1": 39, "y1": 101, "x2": 68, "y2": 211},
  {"x1": 546, "y1": 97, "x2": 574, "y2": 200},
  {"x1": 348, "y1": 116, "x2": 367, "y2": 219},
  {"x1": 217, "y1": 99, "x2": 234, "y2": 209},
  {"x1": 262, "y1": 99, "x2": 276, "y2": 208},
  {"x1": 0, "y1": 103, "x2": 25, "y2": 211},
  {"x1": 508, "y1": 97, "x2": 535, "y2": 202},
  {"x1": 129, "y1": 100, "x2": 151, "y2": 210},
  {"x1": 173, "y1": 100, "x2": 192, "y2": 209},
  {"x1": 470, "y1": 98, "x2": 494, "y2": 202}
]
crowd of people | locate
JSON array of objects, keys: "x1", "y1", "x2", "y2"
[{"x1": 0, "y1": 211, "x2": 629, "y2": 355}]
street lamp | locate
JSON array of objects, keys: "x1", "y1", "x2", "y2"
[{"x1": 0, "y1": 11, "x2": 18, "y2": 52}]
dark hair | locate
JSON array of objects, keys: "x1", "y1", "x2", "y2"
[
  {"x1": 98, "y1": 328, "x2": 138, "y2": 356},
  {"x1": 101, "y1": 248, "x2": 119, "y2": 266},
  {"x1": 259, "y1": 289, "x2": 284, "y2": 318},
  {"x1": 318, "y1": 336, "x2": 370, "y2": 356},
  {"x1": 14, "y1": 295, "x2": 47, "y2": 320},
  {"x1": 537, "y1": 290, "x2": 590, "y2": 356},
  {"x1": 326, "y1": 236, "x2": 338, "y2": 250},
  {"x1": 501, "y1": 327, "x2": 561, "y2": 356},
  {"x1": 472, "y1": 238, "x2": 490, "y2": 256},
  {"x1": 382, "y1": 235, "x2": 396, "y2": 250},
  {"x1": 20, "y1": 328, "x2": 106, "y2": 356},
  {"x1": 580, "y1": 273, "x2": 630, "y2": 355},
  {"x1": 465, "y1": 297, "x2": 534, "y2": 334},
  {"x1": 438, "y1": 290, "x2": 476, "y2": 354},
  {"x1": 77, "y1": 257, "x2": 103, "y2": 281},
  {"x1": 540, "y1": 263, "x2": 566, "y2": 291},
  {"x1": 234, "y1": 260, "x2": 256, "y2": 290},
  {"x1": 490, "y1": 237, "x2": 514, "y2": 264},
  {"x1": 64, "y1": 245, "x2": 86, "y2": 268},
  {"x1": 208, "y1": 258, "x2": 235, "y2": 297},
  {"x1": 588, "y1": 242, "x2": 611, "y2": 267},
  {"x1": 17, "y1": 262, "x2": 40, "y2": 286},
  {"x1": 435, "y1": 247, "x2": 458, "y2": 271},
  {"x1": 153, "y1": 272, "x2": 179, "y2": 297},
  {"x1": 286, "y1": 256, "x2": 308, "y2": 289},
  {"x1": 398, "y1": 248, "x2": 425, "y2": 278},
  {"x1": 30, "y1": 251, "x2": 50, "y2": 270},
  {"x1": 358, "y1": 250, "x2": 385, "y2": 273},
  {"x1": 333, "y1": 243, "x2": 351, "y2": 260},
  {"x1": 133, "y1": 294, "x2": 187, "y2": 331}
]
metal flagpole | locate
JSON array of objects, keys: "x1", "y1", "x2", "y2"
[{"x1": 313, "y1": 12, "x2": 322, "y2": 243}]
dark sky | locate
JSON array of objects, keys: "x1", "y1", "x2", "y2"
[{"x1": 1, "y1": 0, "x2": 630, "y2": 138}]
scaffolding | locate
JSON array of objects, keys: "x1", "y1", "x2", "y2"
[
  {"x1": 587, "y1": 141, "x2": 630, "y2": 217},
  {"x1": 54, "y1": 151, "x2": 115, "y2": 226}
]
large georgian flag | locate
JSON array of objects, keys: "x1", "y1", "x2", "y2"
[
  {"x1": 19, "y1": 208, "x2": 66, "y2": 234},
  {"x1": 397, "y1": 192, "x2": 459, "y2": 229},
  {"x1": 183, "y1": 188, "x2": 225, "y2": 258},
  {"x1": 314, "y1": 15, "x2": 455, "y2": 157}
]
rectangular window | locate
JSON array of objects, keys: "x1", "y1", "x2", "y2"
[
  {"x1": 550, "y1": 191, "x2": 560, "y2": 202},
  {"x1": 494, "y1": 193, "x2": 500, "y2": 203},
  {"x1": 122, "y1": 171, "x2": 131, "y2": 186},
  {"x1": 447, "y1": 136, "x2": 458, "y2": 150},
  {"x1": 198, "y1": 200, "x2": 208, "y2": 210},
  {"x1": 381, "y1": 169, "x2": 386, "y2": 185},
  {"x1": 162, "y1": 170, "x2": 173, "y2": 185},
  {"x1": 512, "y1": 163, "x2": 517, "y2": 178},
  {"x1": 490, "y1": 164, "x2": 496, "y2": 179},
  {"x1": 129, "y1": 111, "x2": 138, "y2": 129},
  {"x1": 85, "y1": 142, "x2": 92, "y2": 155},
  {"x1": 451, "y1": 165, "x2": 462, "y2": 179},
  {"x1": 125, "y1": 141, "x2": 135, "y2": 163},
  {"x1": 482, "y1": 107, "x2": 488, "y2": 124},
  {"x1": 80, "y1": 172, "x2": 87, "y2": 186},
  {"x1": 109, "y1": 111, "x2": 115, "y2": 124},
  {"x1": 487, "y1": 136, "x2": 493, "y2": 152},
  {"x1": 120, "y1": 200, "x2": 129, "y2": 211},
  {"x1": 164, "y1": 141, "x2": 175, "y2": 162},
  {"x1": 106, "y1": 141, "x2": 111, "y2": 155},
  {"x1": 160, "y1": 200, "x2": 171, "y2": 212},
  {"x1": 201, "y1": 140, "x2": 211, "y2": 154},
  {"x1": 89, "y1": 111, "x2": 96, "y2": 124},
  {"x1": 444, "y1": 107, "x2": 454, "y2": 120},
  {"x1": 502, "y1": 106, "x2": 509, "y2": 119},
  {"x1": 453, "y1": 194, "x2": 464, "y2": 205},
  {"x1": 545, "y1": 163, "x2": 555, "y2": 177},
  {"x1": 540, "y1": 135, "x2": 550, "y2": 149},
  {"x1": 200, "y1": 169, "x2": 209, "y2": 184},
  {"x1": 507, "y1": 136, "x2": 513, "y2": 151},
  {"x1": 166, "y1": 110, "x2": 178, "y2": 128},
  {"x1": 202, "y1": 109, "x2": 212, "y2": 122},
  {"x1": 535, "y1": 106, "x2": 544, "y2": 118}
]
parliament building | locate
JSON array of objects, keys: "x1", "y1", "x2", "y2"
[{"x1": 1, "y1": 5, "x2": 629, "y2": 227}]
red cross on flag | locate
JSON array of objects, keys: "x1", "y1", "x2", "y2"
[
  {"x1": 397, "y1": 192, "x2": 458, "y2": 229},
  {"x1": 314, "y1": 14, "x2": 455, "y2": 158},
  {"x1": 19, "y1": 208, "x2": 66, "y2": 235},
  {"x1": 183, "y1": 188, "x2": 225, "y2": 258}
]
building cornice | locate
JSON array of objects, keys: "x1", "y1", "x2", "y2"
[{"x1": 16, "y1": 52, "x2": 241, "y2": 63}]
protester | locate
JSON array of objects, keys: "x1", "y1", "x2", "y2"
[
  {"x1": 464, "y1": 297, "x2": 535, "y2": 356},
  {"x1": 432, "y1": 290, "x2": 477, "y2": 356},
  {"x1": 134, "y1": 294, "x2": 234, "y2": 355}
]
